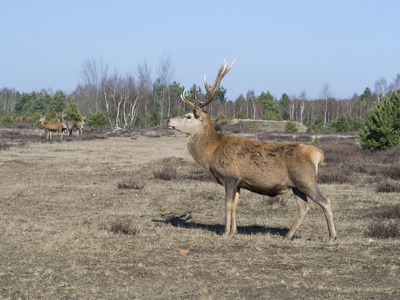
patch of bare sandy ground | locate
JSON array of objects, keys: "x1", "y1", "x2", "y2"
[{"x1": 0, "y1": 130, "x2": 399, "y2": 299}]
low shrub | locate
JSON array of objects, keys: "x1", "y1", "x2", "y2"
[
  {"x1": 375, "y1": 178, "x2": 400, "y2": 193},
  {"x1": 153, "y1": 166, "x2": 177, "y2": 180},
  {"x1": 87, "y1": 111, "x2": 108, "y2": 127},
  {"x1": 1, "y1": 114, "x2": 14, "y2": 126},
  {"x1": 106, "y1": 220, "x2": 139, "y2": 235},
  {"x1": 118, "y1": 179, "x2": 144, "y2": 190},
  {"x1": 365, "y1": 220, "x2": 400, "y2": 239},
  {"x1": 318, "y1": 168, "x2": 356, "y2": 184}
]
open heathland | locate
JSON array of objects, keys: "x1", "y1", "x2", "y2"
[{"x1": 0, "y1": 125, "x2": 399, "y2": 299}]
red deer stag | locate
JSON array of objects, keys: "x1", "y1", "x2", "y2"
[
  {"x1": 39, "y1": 115, "x2": 64, "y2": 141},
  {"x1": 166, "y1": 60, "x2": 337, "y2": 242}
]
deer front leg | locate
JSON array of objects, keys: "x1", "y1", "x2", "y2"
[
  {"x1": 231, "y1": 191, "x2": 240, "y2": 234},
  {"x1": 224, "y1": 183, "x2": 238, "y2": 236}
]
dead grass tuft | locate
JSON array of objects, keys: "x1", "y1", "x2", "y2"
[
  {"x1": 365, "y1": 220, "x2": 400, "y2": 239},
  {"x1": 374, "y1": 177, "x2": 400, "y2": 193},
  {"x1": 365, "y1": 205, "x2": 400, "y2": 238},
  {"x1": 118, "y1": 179, "x2": 145, "y2": 190},
  {"x1": 367, "y1": 205, "x2": 400, "y2": 219},
  {"x1": 104, "y1": 220, "x2": 139, "y2": 235},
  {"x1": 153, "y1": 166, "x2": 177, "y2": 180}
]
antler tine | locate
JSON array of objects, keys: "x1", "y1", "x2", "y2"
[
  {"x1": 180, "y1": 89, "x2": 195, "y2": 108},
  {"x1": 196, "y1": 59, "x2": 235, "y2": 108}
]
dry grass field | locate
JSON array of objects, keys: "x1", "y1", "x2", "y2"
[{"x1": 0, "y1": 124, "x2": 399, "y2": 299}]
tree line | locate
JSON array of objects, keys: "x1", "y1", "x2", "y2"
[{"x1": 1, "y1": 56, "x2": 400, "y2": 135}]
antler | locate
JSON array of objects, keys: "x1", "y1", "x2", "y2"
[{"x1": 180, "y1": 59, "x2": 235, "y2": 108}]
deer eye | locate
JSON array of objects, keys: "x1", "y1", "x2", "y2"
[{"x1": 186, "y1": 115, "x2": 192, "y2": 119}]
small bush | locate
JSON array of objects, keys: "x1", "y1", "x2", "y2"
[
  {"x1": 365, "y1": 220, "x2": 400, "y2": 239},
  {"x1": 87, "y1": 111, "x2": 108, "y2": 127},
  {"x1": 367, "y1": 205, "x2": 400, "y2": 219},
  {"x1": 284, "y1": 119, "x2": 299, "y2": 133},
  {"x1": 1, "y1": 114, "x2": 15, "y2": 126},
  {"x1": 118, "y1": 179, "x2": 144, "y2": 190},
  {"x1": 153, "y1": 166, "x2": 177, "y2": 180},
  {"x1": 375, "y1": 178, "x2": 400, "y2": 193},
  {"x1": 318, "y1": 165, "x2": 357, "y2": 184},
  {"x1": 312, "y1": 135, "x2": 320, "y2": 146},
  {"x1": 107, "y1": 220, "x2": 138, "y2": 235}
]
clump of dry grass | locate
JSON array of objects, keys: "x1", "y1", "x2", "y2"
[
  {"x1": 104, "y1": 220, "x2": 139, "y2": 235},
  {"x1": 365, "y1": 220, "x2": 400, "y2": 239},
  {"x1": 153, "y1": 166, "x2": 177, "y2": 180},
  {"x1": 374, "y1": 177, "x2": 400, "y2": 193},
  {"x1": 369, "y1": 206, "x2": 400, "y2": 219},
  {"x1": 118, "y1": 179, "x2": 144, "y2": 190},
  {"x1": 365, "y1": 205, "x2": 400, "y2": 238}
]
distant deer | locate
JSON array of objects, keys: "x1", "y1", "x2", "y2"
[
  {"x1": 60, "y1": 114, "x2": 86, "y2": 136},
  {"x1": 166, "y1": 60, "x2": 337, "y2": 242},
  {"x1": 75, "y1": 116, "x2": 86, "y2": 136},
  {"x1": 39, "y1": 115, "x2": 64, "y2": 141}
]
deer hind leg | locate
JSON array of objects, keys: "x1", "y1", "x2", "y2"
[
  {"x1": 284, "y1": 188, "x2": 310, "y2": 240},
  {"x1": 224, "y1": 183, "x2": 238, "y2": 236},
  {"x1": 313, "y1": 190, "x2": 337, "y2": 242},
  {"x1": 300, "y1": 186, "x2": 337, "y2": 242}
]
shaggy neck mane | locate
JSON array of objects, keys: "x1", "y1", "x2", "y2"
[{"x1": 187, "y1": 115, "x2": 219, "y2": 170}]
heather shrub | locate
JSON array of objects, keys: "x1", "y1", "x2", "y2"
[
  {"x1": 365, "y1": 220, "x2": 400, "y2": 239},
  {"x1": 374, "y1": 178, "x2": 400, "y2": 193},
  {"x1": 153, "y1": 166, "x2": 177, "y2": 180},
  {"x1": 365, "y1": 205, "x2": 400, "y2": 238}
]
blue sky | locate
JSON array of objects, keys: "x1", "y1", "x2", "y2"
[{"x1": 1, "y1": 0, "x2": 399, "y2": 101}]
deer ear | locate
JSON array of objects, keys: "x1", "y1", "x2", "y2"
[{"x1": 193, "y1": 105, "x2": 203, "y2": 120}]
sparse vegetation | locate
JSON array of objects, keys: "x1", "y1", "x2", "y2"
[
  {"x1": 1, "y1": 127, "x2": 400, "y2": 299},
  {"x1": 118, "y1": 179, "x2": 144, "y2": 190},
  {"x1": 104, "y1": 220, "x2": 139, "y2": 235},
  {"x1": 365, "y1": 205, "x2": 400, "y2": 238},
  {"x1": 153, "y1": 166, "x2": 177, "y2": 180}
]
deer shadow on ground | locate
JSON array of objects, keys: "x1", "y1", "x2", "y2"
[{"x1": 152, "y1": 213, "x2": 291, "y2": 237}]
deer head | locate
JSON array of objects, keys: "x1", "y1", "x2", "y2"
[{"x1": 167, "y1": 60, "x2": 235, "y2": 135}]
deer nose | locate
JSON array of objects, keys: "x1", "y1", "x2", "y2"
[{"x1": 166, "y1": 119, "x2": 170, "y2": 125}]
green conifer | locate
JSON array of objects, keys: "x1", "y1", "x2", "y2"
[
  {"x1": 359, "y1": 90, "x2": 400, "y2": 150},
  {"x1": 64, "y1": 97, "x2": 82, "y2": 122}
]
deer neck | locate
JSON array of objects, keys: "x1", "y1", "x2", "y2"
[{"x1": 187, "y1": 120, "x2": 218, "y2": 170}]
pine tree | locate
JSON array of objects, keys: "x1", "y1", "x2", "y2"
[
  {"x1": 284, "y1": 119, "x2": 299, "y2": 133},
  {"x1": 64, "y1": 97, "x2": 82, "y2": 122},
  {"x1": 359, "y1": 89, "x2": 400, "y2": 150}
]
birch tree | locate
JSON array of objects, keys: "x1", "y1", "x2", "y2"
[
  {"x1": 321, "y1": 83, "x2": 332, "y2": 127},
  {"x1": 299, "y1": 90, "x2": 308, "y2": 124}
]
